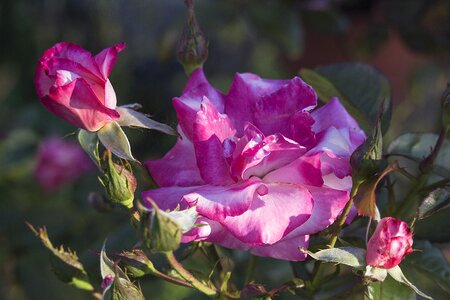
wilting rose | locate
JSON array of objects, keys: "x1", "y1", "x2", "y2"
[
  {"x1": 34, "y1": 138, "x2": 93, "y2": 191},
  {"x1": 142, "y1": 69, "x2": 365, "y2": 261},
  {"x1": 35, "y1": 42, "x2": 125, "y2": 131},
  {"x1": 366, "y1": 217, "x2": 413, "y2": 268}
]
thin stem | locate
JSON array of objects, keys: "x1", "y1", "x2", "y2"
[
  {"x1": 395, "y1": 127, "x2": 448, "y2": 219},
  {"x1": 327, "y1": 188, "x2": 357, "y2": 249},
  {"x1": 164, "y1": 251, "x2": 218, "y2": 297},
  {"x1": 365, "y1": 217, "x2": 372, "y2": 246},
  {"x1": 244, "y1": 255, "x2": 258, "y2": 284},
  {"x1": 151, "y1": 268, "x2": 194, "y2": 288},
  {"x1": 419, "y1": 127, "x2": 448, "y2": 173}
]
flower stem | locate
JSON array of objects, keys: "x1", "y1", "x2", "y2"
[
  {"x1": 327, "y1": 188, "x2": 357, "y2": 249},
  {"x1": 151, "y1": 268, "x2": 194, "y2": 288},
  {"x1": 395, "y1": 127, "x2": 448, "y2": 219},
  {"x1": 164, "y1": 251, "x2": 218, "y2": 297},
  {"x1": 244, "y1": 255, "x2": 258, "y2": 284}
]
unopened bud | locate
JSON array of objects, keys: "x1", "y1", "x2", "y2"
[
  {"x1": 99, "y1": 151, "x2": 137, "y2": 209},
  {"x1": 114, "y1": 249, "x2": 156, "y2": 278},
  {"x1": 177, "y1": 0, "x2": 208, "y2": 75}
]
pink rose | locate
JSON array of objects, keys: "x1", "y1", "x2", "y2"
[
  {"x1": 34, "y1": 137, "x2": 93, "y2": 191},
  {"x1": 142, "y1": 69, "x2": 365, "y2": 261},
  {"x1": 366, "y1": 217, "x2": 413, "y2": 269},
  {"x1": 35, "y1": 42, "x2": 125, "y2": 131}
]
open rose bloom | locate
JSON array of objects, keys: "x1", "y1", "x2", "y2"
[
  {"x1": 366, "y1": 217, "x2": 413, "y2": 269},
  {"x1": 34, "y1": 42, "x2": 124, "y2": 131},
  {"x1": 143, "y1": 69, "x2": 366, "y2": 261}
]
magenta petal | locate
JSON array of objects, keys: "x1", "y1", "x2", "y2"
[
  {"x1": 49, "y1": 42, "x2": 103, "y2": 79},
  {"x1": 311, "y1": 97, "x2": 366, "y2": 150},
  {"x1": 232, "y1": 130, "x2": 306, "y2": 180},
  {"x1": 288, "y1": 111, "x2": 316, "y2": 148},
  {"x1": 182, "y1": 178, "x2": 265, "y2": 222},
  {"x1": 252, "y1": 77, "x2": 317, "y2": 136},
  {"x1": 221, "y1": 183, "x2": 313, "y2": 245},
  {"x1": 145, "y1": 128, "x2": 205, "y2": 187},
  {"x1": 263, "y1": 153, "x2": 323, "y2": 186},
  {"x1": 41, "y1": 78, "x2": 120, "y2": 131},
  {"x1": 142, "y1": 185, "x2": 201, "y2": 211},
  {"x1": 94, "y1": 42, "x2": 125, "y2": 78},
  {"x1": 182, "y1": 217, "x2": 250, "y2": 250},
  {"x1": 193, "y1": 97, "x2": 236, "y2": 185},
  {"x1": 308, "y1": 127, "x2": 355, "y2": 158},
  {"x1": 250, "y1": 235, "x2": 309, "y2": 261},
  {"x1": 225, "y1": 73, "x2": 290, "y2": 135},
  {"x1": 173, "y1": 69, "x2": 225, "y2": 140},
  {"x1": 282, "y1": 186, "x2": 349, "y2": 238}
]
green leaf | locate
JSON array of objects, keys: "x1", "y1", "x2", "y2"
[
  {"x1": 404, "y1": 240, "x2": 450, "y2": 293},
  {"x1": 387, "y1": 266, "x2": 432, "y2": 299},
  {"x1": 305, "y1": 62, "x2": 392, "y2": 133},
  {"x1": 367, "y1": 273, "x2": 416, "y2": 300},
  {"x1": 388, "y1": 133, "x2": 450, "y2": 176},
  {"x1": 302, "y1": 247, "x2": 366, "y2": 268},
  {"x1": 97, "y1": 121, "x2": 136, "y2": 162},
  {"x1": 116, "y1": 106, "x2": 177, "y2": 136},
  {"x1": 28, "y1": 224, "x2": 94, "y2": 291},
  {"x1": 78, "y1": 129, "x2": 100, "y2": 169},
  {"x1": 418, "y1": 187, "x2": 450, "y2": 219},
  {"x1": 299, "y1": 68, "x2": 370, "y2": 132}
]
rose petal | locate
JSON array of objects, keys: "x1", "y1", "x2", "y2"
[
  {"x1": 311, "y1": 97, "x2": 365, "y2": 150},
  {"x1": 182, "y1": 217, "x2": 249, "y2": 250},
  {"x1": 145, "y1": 127, "x2": 205, "y2": 187},
  {"x1": 231, "y1": 126, "x2": 306, "y2": 180},
  {"x1": 250, "y1": 235, "x2": 309, "y2": 261},
  {"x1": 183, "y1": 178, "x2": 266, "y2": 222},
  {"x1": 287, "y1": 111, "x2": 316, "y2": 148},
  {"x1": 41, "y1": 78, "x2": 120, "y2": 131},
  {"x1": 252, "y1": 77, "x2": 317, "y2": 136},
  {"x1": 225, "y1": 73, "x2": 290, "y2": 135},
  {"x1": 94, "y1": 42, "x2": 126, "y2": 78},
  {"x1": 193, "y1": 97, "x2": 236, "y2": 185},
  {"x1": 221, "y1": 183, "x2": 313, "y2": 245},
  {"x1": 142, "y1": 185, "x2": 201, "y2": 211},
  {"x1": 173, "y1": 69, "x2": 225, "y2": 140},
  {"x1": 308, "y1": 127, "x2": 354, "y2": 158},
  {"x1": 281, "y1": 186, "x2": 349, "y2": 238},
  {"x1": 263, "y1": 153, "x2": 323, "y2": 186}
]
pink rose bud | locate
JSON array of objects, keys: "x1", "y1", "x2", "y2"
[
  {"x1": 34, "y1": 138, "x2": 93, "y2": 191},
  {"x1": 366, "y1": 217, "x2": 413, "y2": 269},
  {"x1": 34, "y1": 42, "x2": 125, "y2": 131}
]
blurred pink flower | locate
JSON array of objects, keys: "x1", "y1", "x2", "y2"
[
  {"x1": 34, "y1": 42, "x2": 124, "y2": 131},
  {"x1": 34, "y1": 138, "x2": 93, "y2": 191},
  {"x1": 143, "y1": 69, "x2": 365, "y2": 261},
  {"x1": 366, "y1": 217, "x2": 413, "y2": 269}
]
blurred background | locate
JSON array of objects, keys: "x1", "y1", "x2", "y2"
[{"x1": 0, "y1": 0, "x2": 448, "y2": 299}]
